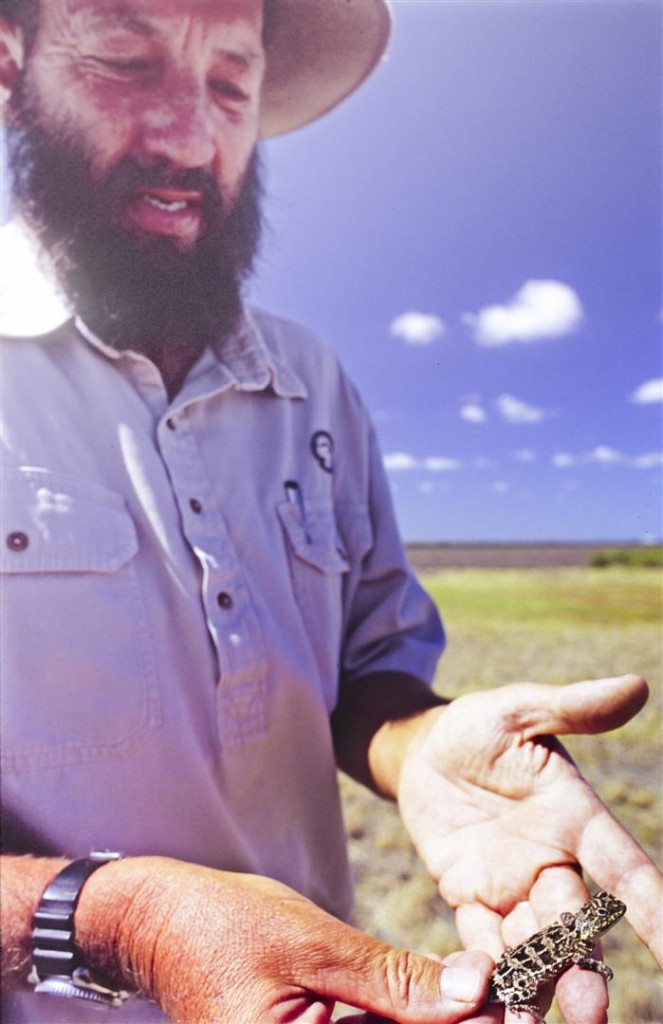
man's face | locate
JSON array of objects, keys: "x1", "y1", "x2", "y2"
[
  {"x1": 20, "y1": 0, "x2": 265, "y2": 252},
  {"x1": 5, "y1": 0, "x2": 267, "y2": 352}
]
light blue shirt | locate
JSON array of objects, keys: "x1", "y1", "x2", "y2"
[{"x1": 1, "y1": 223, "x2": 444, "y2": 1021}]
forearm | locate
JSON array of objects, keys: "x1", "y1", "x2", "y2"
[
  {"x1": 1, "y1": 855, "x2": 70, "y2": 985},
  {"x1": 0, "y1": 853, "x2": 155, "y2": 995},
  {"x1": 331, "y1": 670, "x2": 446, "y2": 797}
]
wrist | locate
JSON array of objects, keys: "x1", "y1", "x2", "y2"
[
  {"x1": 74, "y1": 855, "x2": 168, "y2": 998},
  {"x1": 369, "y1": 702, "x2": 446, "y2": 799}
]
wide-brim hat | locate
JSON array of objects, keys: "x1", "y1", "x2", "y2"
[{"x1": 260, "y1": 0, "x2": 392, "y2": 137}]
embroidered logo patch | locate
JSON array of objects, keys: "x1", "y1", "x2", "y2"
[{"x1": 310, "y1": 430, "x2": 334, "y2": 473}]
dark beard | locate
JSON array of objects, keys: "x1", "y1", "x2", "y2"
[{"x1": 6, "y1": 85, "x2": 263, "y2": 356}]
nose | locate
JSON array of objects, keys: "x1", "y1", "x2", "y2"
[{"x1": 137, "y1": 72, "x2": 216, "y2": 170}]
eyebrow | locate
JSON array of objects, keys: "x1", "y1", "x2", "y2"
[
  {"x1": 81, "y1": 5, "x2": 265, "y2": 71},
  {"x1": 213, "y1": 47, "x2": 264, "y2": 72},
  {"x1": 85, "y1": 6, "x2": 156, "y2": 37}
]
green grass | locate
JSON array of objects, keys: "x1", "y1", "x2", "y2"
[
  {"x1": 590, "y1": 546, "x2": 663, "y2": 569},
  {"x1": 340, "y1": 567, "x2": 663, "y2": 1024},
  {"x1": 422, "y1": 566, "x2": 662, "y2": 627}
]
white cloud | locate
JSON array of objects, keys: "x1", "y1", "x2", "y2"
[
  {"x1": 383, "y1": 451, "x2": 417, "y2": 471},
  {"x1": 383, "y1": 452, "x2": 463, "y2": 473},
  {"x1": 590, "y1": 445, "x2": 623, "y2": 464},
  {"x1": 464, "y1": 280, "x2": 583, "y2": 346},
  {"x1": 552, "y1": 452, "x2": 577, "y2": 468},
  {"x1": 460, "y1": 402, "x2": 487, "y2": 424},
  {"x1": 552, "y1": 447, "x2": 662, "y2": 469},
  {"x1": 496, "y1": 394, "x2": 547, "y2": 424},
  {"x1": 515, "y1": 448, "x2": 537, "y2": 462},
  {"x1": 424, "y1": 456, "x2": 462, "y2": 471},
  {"x1": 493, "y1": 480, "x2": 510, "y2": 493},
  {"x1": 390, "y1": 311, "x2": 445, "y2": 345},
  {"x1": 631, "y1": 378, "x2": 663, "y2": 404},
  {"x1": 631, "y1": 451, "x2": 663, "y2": 469}
]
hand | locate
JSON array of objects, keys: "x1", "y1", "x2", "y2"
[
  {"x1": 396, "y1": 674, "x2": 662, "y2": 1024},
  {"x1": 83, "y1": 856, "x2": 494, "y2": 1024}
]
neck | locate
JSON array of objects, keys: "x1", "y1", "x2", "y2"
[{"x1": 149, "y1": 340, "x2": 207, "y2": 400}]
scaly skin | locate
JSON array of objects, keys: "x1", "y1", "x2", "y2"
[{"x1": 489, "y1": 891, "x2": 626, "y2": 1019}]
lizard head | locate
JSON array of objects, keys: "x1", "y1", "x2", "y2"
[{"x1": 575, "y1": 891, "x2": 626, "y2": 939}]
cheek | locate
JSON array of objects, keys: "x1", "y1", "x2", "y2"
[
  {"x1": 214, "y1": 128, "x2": 258, "y2": 203},
  {"x1": 31, "y1": 73, "x2": 140, "y2": 176}
]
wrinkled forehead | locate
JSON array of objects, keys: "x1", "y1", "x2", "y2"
[{"x1": 36, "y1": 0, "x2": 265, "y2": 41}]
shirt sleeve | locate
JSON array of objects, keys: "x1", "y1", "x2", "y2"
[{"x1": 339, "y1": 416, "x2": 446, "y2": 686}]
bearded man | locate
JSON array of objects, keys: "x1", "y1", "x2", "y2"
[{"x1": 0, "y1": 2, "x2": 661, "y2": 1023}]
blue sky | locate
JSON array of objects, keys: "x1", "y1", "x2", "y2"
[
  {"x1": 2, "y1": 1, "x2": 661, "y2": 543},
  {"x1": 251, "y1": 0, "x2": 662, "y2": 543}
]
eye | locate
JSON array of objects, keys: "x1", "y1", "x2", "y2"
[
  {"x1": 209, "y1": 80, "x2": 249, "y2": 103},
  {"x1": 95, "y1": 57, "x2": 153, "y2": 76}
]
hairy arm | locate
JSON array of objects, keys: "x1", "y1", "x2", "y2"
[
  {"x1": 1, "y1": 855, "x2": 70, "y2": 984},
  {"x1": 0, "y1": 853, "x2": 494, "y2": 1024}
]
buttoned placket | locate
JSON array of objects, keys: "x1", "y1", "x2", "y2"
[
  {"x1": 73, "y1": 315, "x2": 305, "y2": 748},
  {"x1": 156, "y1": 393, "x2": 269, "y2": 747}
]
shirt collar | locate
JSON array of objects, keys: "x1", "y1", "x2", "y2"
[{"x1": 0, "y1": 220, "x2": 307, "y2": 401}]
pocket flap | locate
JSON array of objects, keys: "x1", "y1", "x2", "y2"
[
  {"x1": 278, "y1": 497, "x2": 350, "y2": 575},
  {"x1": 1, "y1": 468, "x2": 138, "y2": 573}
]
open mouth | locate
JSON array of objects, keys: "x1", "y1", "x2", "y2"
[
  {"x1": 121, "y1": 188, "x2": 206, "y2": 247},
  {"x1": 143, "y1": 195, "x2": 190, "y2": 213}
]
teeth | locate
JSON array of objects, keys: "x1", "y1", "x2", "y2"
[{"x1": 143, "y1": 195, "x2": 189, "y2": 212}]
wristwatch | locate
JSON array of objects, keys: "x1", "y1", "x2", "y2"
[{"x1": 29, "y1": 851, "x2": 131, "y2": 1007}]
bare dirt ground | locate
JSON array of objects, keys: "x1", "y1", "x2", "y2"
[{"x1": 406, "y1": 542, "x2": 621, "y2": 571}]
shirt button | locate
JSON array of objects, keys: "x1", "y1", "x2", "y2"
[
  {"x1": 217, "y1": 592, "x2": 233, "y2": 610},
  {"x1": 6, "y1": 531, "x2": 29, "y2": 552},
  {"x1": 189, "y1": 498, "x2": 203, "y2": 514}
]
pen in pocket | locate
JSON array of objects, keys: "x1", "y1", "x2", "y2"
[{"x1": 284, "y1": 480, "x2": 312, "y2": 543}]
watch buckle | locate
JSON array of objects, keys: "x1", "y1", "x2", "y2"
[{"x1": 29, "y1": 966, "x2": 130, "y2": 1007}]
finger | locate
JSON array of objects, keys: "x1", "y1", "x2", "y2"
[
  {"x1": 296, "y1": 998, "x2": 335, "y2": 1024},
  {"x1": 574, "y1": 802, "x2": 663, "y2": 966},
  {"x1": 315, "y1": 932, "x2": 493, "y2": 1024},
  {"x1": 495, "y1": 903, "x2": 553, "y2": 1024},
  {"x1": 529, "y1": 864, "x2": 589, "y2": 925},
  {"x1": 334, "y1": 1015, "x2": 390, "y2": 1023},
  {"x1": 455, "y1": 903, "x2": 506, "y2": 961},
  {"x1": 500, "y1": 900, "x2": 540, "y2": 950},
  {"x1": 506, "y1": 675, "x2": 649, "y2": 739},
  {"x1": 529, "y1": 867, "x2": 609, "y2": 1024},
  {"x1": 441, "y1": 953, "x2": 503, "y2": 1024}
]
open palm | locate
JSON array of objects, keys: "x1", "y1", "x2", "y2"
[{"x1": 397, "y1": 676, "x2": 662, "y2": 1023}]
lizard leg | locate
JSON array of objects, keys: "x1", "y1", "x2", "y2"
[
  {"x1": 575, "y1": 956, "x2": 613, "y2": 980},
  {"x1": 510, "y1": 1004, "x2": 546, "y2": 1023}
]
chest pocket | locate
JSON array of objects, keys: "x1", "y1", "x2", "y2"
[
  {"x1": 1, "y1": 468, "x2": 161, "y2": 772},
  {"x1": 277, "y1": 496, "x2": 372, "y2": 707}
]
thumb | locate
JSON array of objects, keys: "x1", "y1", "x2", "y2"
[
  {"x1": 311, "y1": 932, "x2": 492, "y2": 1024},
  {"x1": 510, "y1": 674, "x2": 649, "y2": 739}
]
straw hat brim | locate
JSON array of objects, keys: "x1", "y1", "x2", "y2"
[{"x1": 259, "y1": 0, "x2": 392, "y2": 138}]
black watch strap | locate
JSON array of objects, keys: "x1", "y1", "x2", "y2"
[{"x1": 30, "y1": 851, "x2": 131, "y2": 1007}]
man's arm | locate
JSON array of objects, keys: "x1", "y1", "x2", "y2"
[
  {"x1": 1, "y1": 855, "x2": 70, "y2": 984},
  {"x1": 1, "y1": 853, "x2": 494, "y2": 1023},
  {"x1": 331, "y1": 670, "x2": 444, "y2": 795}
]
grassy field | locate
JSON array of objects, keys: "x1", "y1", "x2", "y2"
[{"x1": 340, "y1": 566, "x2": 662, "y2": 1023}]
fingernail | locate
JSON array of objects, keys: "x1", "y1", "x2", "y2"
[{"x1": 439, "y1": 966, "x2": 482, "y2": 1003}]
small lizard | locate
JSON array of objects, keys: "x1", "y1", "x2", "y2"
[{"x1": 488, "y1": 890, "x2": 626, "y2": 1021}]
